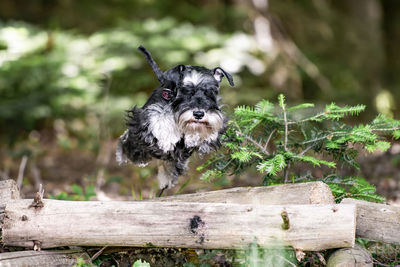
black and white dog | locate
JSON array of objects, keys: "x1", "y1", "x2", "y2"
[{"x1": 116, "y1": 46, "x2": 234, "y2": 195}]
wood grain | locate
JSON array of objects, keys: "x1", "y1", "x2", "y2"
[
  {"x1": 158, "y1": 182, "x2": 335, "y2": 205},
  {"x1": 341, "y1": 198, "x2": 400, "y2": 244},
  {"x1": 0, "y1": 250, "x2": 90, "y2": 267},
  {"x1": 2, "y1": 199, "x2": 355, "y2": 251}
]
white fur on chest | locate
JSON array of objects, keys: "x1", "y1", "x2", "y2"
[{"x1": 147, "y1": 104, "x2": 181, "y2": 153}]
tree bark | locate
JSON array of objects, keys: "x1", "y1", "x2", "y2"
[
  {"x1": 0, "y1": 250, "x2": 90, "y2": 267},
  {"x1": 341, "y1": 198, "x2": 400, "y2": 245},
  {"x1": 2, "y1": 199, "x2": 355, "y2": 251},
  {"x1": 157, "y1": 182, "x2": 335, "y2": 205}
]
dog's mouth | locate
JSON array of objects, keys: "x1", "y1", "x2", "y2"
[{"x1": 186, "y1": 120, "x2": 210, "y2": 126}]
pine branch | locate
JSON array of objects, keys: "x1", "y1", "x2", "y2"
[
  {"x1": 234, "y1": 122, "x2": 269, "y2": 155},
  {"x1": 263, "y1": 129, "x2": 276, "y2": 151},
  {"x1": 300, "y1": 131, "x2": 348, "y2": 145},
  {"x1": 199, "y1": 95, "x2": 399, "y2": 203},
  {"x1": 279, "y1": 94, "x2": 288, "y2": 151},
  {"x1": 298, "y1": 144, "x2": 313, "y2": 156}
]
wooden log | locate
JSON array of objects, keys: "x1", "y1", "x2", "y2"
[
  {"x1": 158, "y1": 182, "x2": 335, "y2": 205},
  {"x1": 0, "y1": 250, "x2": 90, "y2": 267},
  {"x1": 341, "y1": 198, "x2": 400, "y2": 245},
  {"x1": 327, "y1": 245, "x2": 373, "y2": 267},
  {"x1": 2, "y1": 199, "x2": 355, "y2": 251}
]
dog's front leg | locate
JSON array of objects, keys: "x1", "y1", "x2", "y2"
[
  {"x1": 156, "y1": 158, "x2": 189, "y2": 196},
  {"x1": 157, "y1": 160, "x2": 178, "y2": 193}
]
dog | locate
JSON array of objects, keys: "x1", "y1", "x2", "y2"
[{"x1": 116, "y1": 46, "x2": 234, "y2": 195}]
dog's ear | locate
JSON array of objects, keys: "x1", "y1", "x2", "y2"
[
  {"x1": 213, "y1": 67, "x2": 234, "y2": 86},
  {"x1": 177, "y1": 64, "x2": 186, "y2": 83}
]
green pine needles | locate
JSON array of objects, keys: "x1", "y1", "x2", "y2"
[{"x1": 199, "y1": 94, "x2": 400, "y2": 202}]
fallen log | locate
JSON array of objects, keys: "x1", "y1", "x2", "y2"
[
  {"x1": 327, "y1": 245, "x2": 373, "y2": 267},
  {"x1": 158, "y1": 182, "x2": 335, "y2": 205},
  {"x1": 341, "y1": 198, "x2": 400, "y2": 245},
  {"x1": 2, "y1": 199, "x2": 355, "y2": 251},
  {"x1": 0, "y1": 250, "x2": 90, "y2": 267}
]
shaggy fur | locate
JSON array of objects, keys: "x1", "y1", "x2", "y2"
[{"x1": 116, "y1": 46, "x2": 234, "y2": 192}]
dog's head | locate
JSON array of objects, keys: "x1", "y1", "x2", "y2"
[
  {"x1": 138, "y1": 46, "x2": 234, "y2": 150},
  {"x1": 163, "y1": 65, "x2": 234, "y2": 148}
]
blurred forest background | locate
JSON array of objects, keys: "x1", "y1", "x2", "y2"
[{"x1": 1, "y1": 0, "x2": 399, "y2": 202}]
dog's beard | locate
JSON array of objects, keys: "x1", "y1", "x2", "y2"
[{"x1": 178, "y1": 110, "x2": 224, "y2": 148}]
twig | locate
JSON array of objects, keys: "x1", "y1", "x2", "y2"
[
  {"x1": 298, "y1": 144, "x2": 313, "y2": 156},
  {"x1": 263, "y1": 129, "x2": 276, "y2": 151},
  {"x1": 300, "y1": 131, "x2": 348, "y2": 145},
  {"x1": 283, "y1": 162, "x2": 291, "y2": 183},
  {"x1": 371, "y1": 126, "x2": 400, "y2": 133},
  {"x1": 315, "y1": 252, "x2": 326, "y2": 265},
  {"x1": 243, "y1": 135, "x2": 270, "y2": 155},
  {"x1": 16, "y1": 156, "x2": 28, "y2": 189},
  {"x1": 29, "y1": 184, "x2": 45, "y2": 209},
  {"x1": 91, "y1": 246, "x2": 108, "y2": 262},
  {"x1": 282, "y1": 105, "x2": 288, "y2": 151},
  {"x1": 234, "y1": 122, "x2": 269, "y2": 155}
]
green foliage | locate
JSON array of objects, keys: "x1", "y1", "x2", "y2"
[
  {"x1": 200, "y1": 95, "x2": 400, "y2": 202},
  {"x1": 233, "y1": 242, "x2": 297, "y2": 267},
  {"x1": 49, "y1": 184, "x2": 96, "y2": 201},
  {"x1": 324, "y1": 176, "x2": 385, "y2": 202},
  {"x1": 132, "y1": 259, "x2": 151, "y2": 267},
  {"x1": 72, "y1": 257, "x2": 90, "y2": 267},
  {"x1": 0, "y1": 20, "x2": 250, "y2": 144}
]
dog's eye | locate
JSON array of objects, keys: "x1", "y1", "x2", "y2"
[{"x1": 162, "y1": 89, "x2": 173, "y2": 100}]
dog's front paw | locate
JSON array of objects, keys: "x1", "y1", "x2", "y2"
[{"x1": 157, "y1": 164, "x2": 178, "y2": 190}]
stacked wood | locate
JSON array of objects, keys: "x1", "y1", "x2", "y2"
[
  {"x1": 2, "y1": 199, "x2": 356, "y2": 251},
  {"x1": 0, "y1": 250, "x2": 90, "y2": 267},
  {"x1": 158, "y1": 181, "x2": 335, "y2": 205},
  {"x1": 341, "y1": 198, "x2": 400, "y2": 245}
]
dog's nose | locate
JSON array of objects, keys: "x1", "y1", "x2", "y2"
[{"x1": 193, "y1": 111, "x2": 205, "y2": 120}]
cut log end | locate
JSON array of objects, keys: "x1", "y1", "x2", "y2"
[{"x1": 327, "y1": 245, "x2": 373, "y2": 267}]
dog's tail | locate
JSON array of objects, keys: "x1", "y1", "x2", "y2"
[{"x1": 138, "y1": 45, "x2": 165, "y2": 85}]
